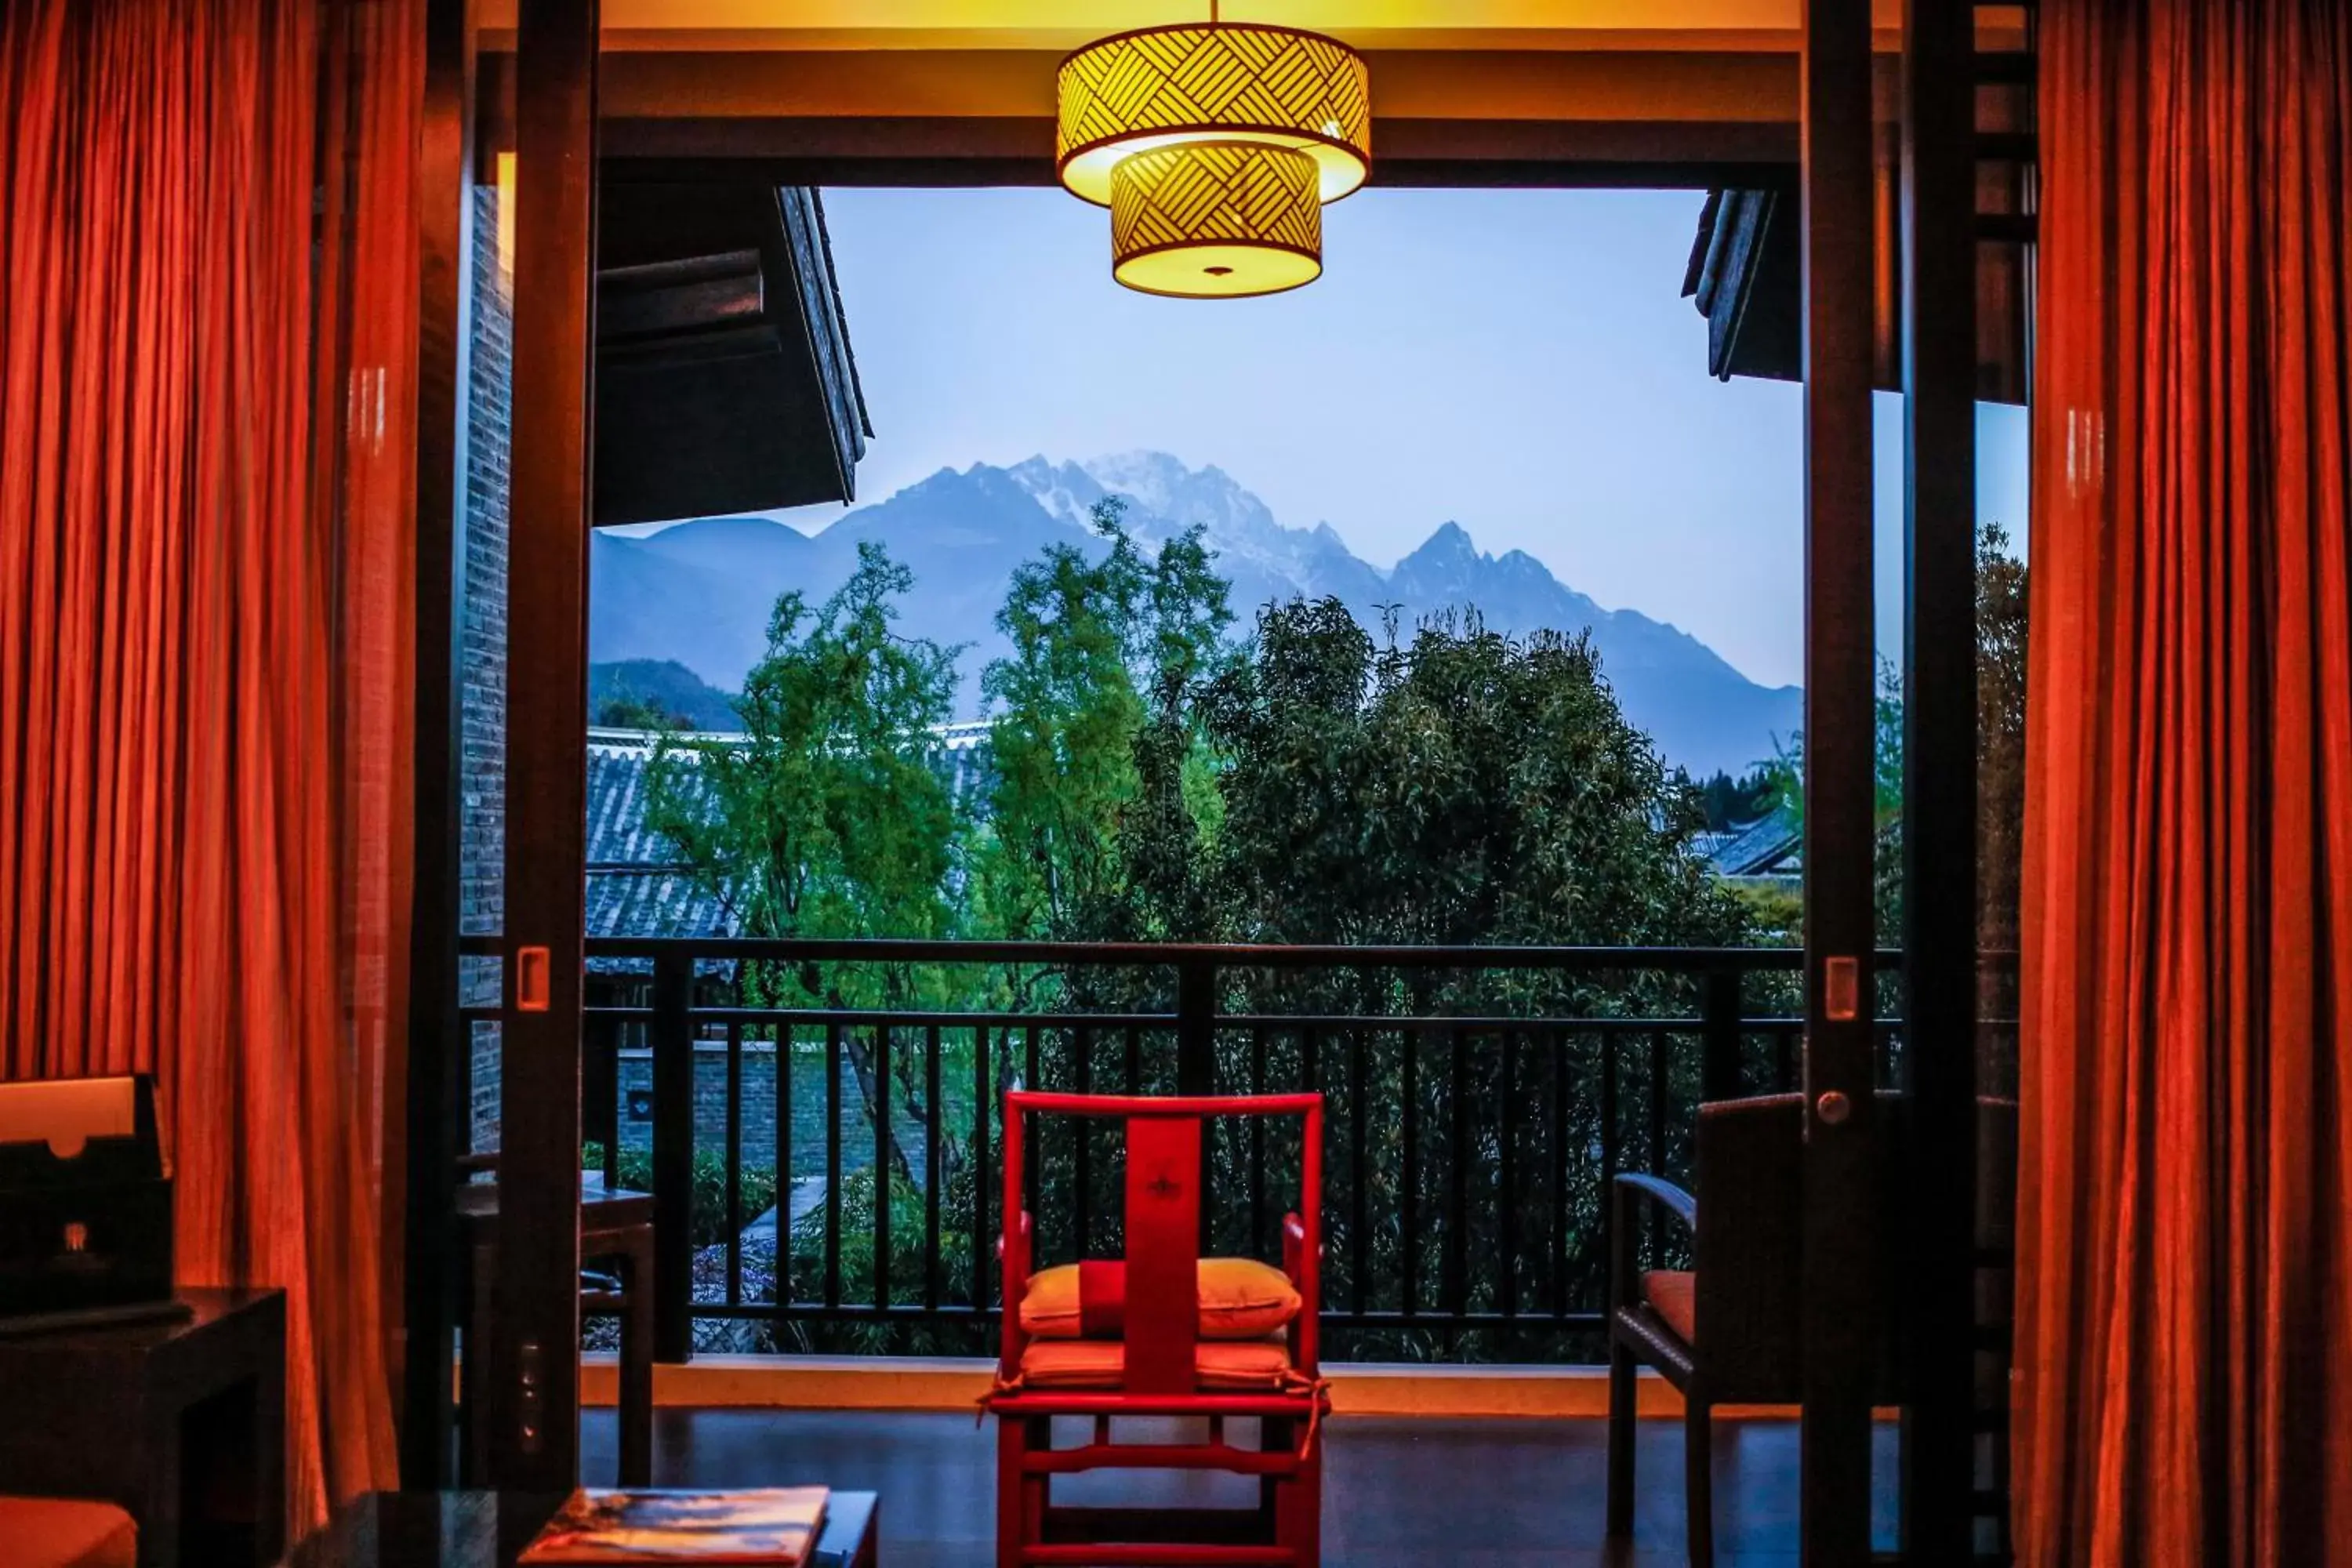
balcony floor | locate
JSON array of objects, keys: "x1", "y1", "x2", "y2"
[{"x1": 583, "y1": 1408, "x2": 1900, "y2": 1566}]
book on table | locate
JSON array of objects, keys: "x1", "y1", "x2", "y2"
[{"x1": 518, "y1": 1488, "x2": 829, "y2": 1564}]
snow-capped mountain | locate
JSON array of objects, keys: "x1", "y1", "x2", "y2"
[{"x1": 588, "y1": 452, "x2": 1802, "y2": 775}]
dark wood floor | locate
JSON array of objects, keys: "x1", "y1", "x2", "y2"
[{"x1": 582, "y1": 1408, "x2": 1899, "y2": 1566}]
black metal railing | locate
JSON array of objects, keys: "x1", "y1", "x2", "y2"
[{"x1": 457, "y1": 938, "x2": 2017, "y2": 1364}]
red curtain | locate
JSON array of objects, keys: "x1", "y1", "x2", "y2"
[
  {"x1": 0, "y1": 0, "x2": 418, "y2": 1531},
  {"x1": 2017, "y1": 2, "x2": 2352, "y2": 1564}
]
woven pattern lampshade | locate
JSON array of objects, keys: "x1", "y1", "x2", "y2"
[
  {"x1": 1110, "y1": 141, "x2": 1321, "y2": 298},
  {"x1": 1057, "y1": 23, "x2": 1370, "y2": 207}
]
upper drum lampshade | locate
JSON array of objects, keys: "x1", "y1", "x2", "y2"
[
  {"x1": 1110, "y1": 140, "x2": 1321, "y2": 298},
  {"x1": 1057, "y1": 22, "x2": 1371, "y2": 207}
]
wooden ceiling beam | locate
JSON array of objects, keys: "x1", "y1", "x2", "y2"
[
  {"x1": 594, "y1": 117, "x2": 1799, "y2": 188},
  {"x1": 514, "y1": 45, "x2": 1872, "y2": 177},
  {"x1": 592, "y1": 45, "x2": 1799, "y2": 123},
  {"x1": 476, "y1": 16, "x2": 1948, "y2": 177}
]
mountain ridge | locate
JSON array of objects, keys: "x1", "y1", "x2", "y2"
[{"x1": 588, "y1": 452, "x2": 1802, "y2": 776}]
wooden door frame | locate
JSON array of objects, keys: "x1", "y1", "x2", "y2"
[
  {"x1": 1796, "y1": 0, "x2": 1882, "y2": 1562},
  {"x1": 489, "y1": 0, "x2": 600, "y2": 1494},
  {"x1": 401, "y1": 0, "x2": 475, "y2": 1493},
  {"x1": 1895, "y1": 0, "x2": 1981, "y2": 1559}
]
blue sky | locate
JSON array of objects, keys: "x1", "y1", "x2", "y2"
[{"x1": 760, "y1": 186, "x2": 2027, "y2": 691}]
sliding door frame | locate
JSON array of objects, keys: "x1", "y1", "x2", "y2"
[
  {"x1": 1896, "y1": 0, "x2": 1983, "y2": 1560},
  {"x1": 401, "y1": 0, "x2": 474, "y2": 1494},
  {"x1": 488, "y1": 0, "x2": 600, "y2": 1494},
  {"x1": 1796, "y1": 0, "x2": 1884, "y2": 1561}
]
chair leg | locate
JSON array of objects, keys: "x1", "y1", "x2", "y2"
[
  {"x1": 460, "y1": 1239, "x2": 494, "y2": 1488},
  {"x1": 1605, "y1": 1336, "x2": 1636, "y2": 1537},
  {"x1": 1683, "y1": 1397, "x2": 1713, "y2": 1568},
  {"x1": 1272, "y1": 1417, "x2": 1322, "y2": 1566},
  {"x1": 1030, "y1": 1419, "x2": 1054, "y2": 1550},
  {"x1": 995, "y1": 1417, "x2": 1025, "y2": 1568},
  {"x1": 617, "y1": 1232, "x2": 655, "y2": 1487}
]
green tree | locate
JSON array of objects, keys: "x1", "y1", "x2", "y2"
[
  {"x1": 645, "y1": 542, "x2": 962, "y2": 967},
  {"x1": 1201, "y1": 600, "x2": 1751, "y2": 958},
  {"x1": 594, "y1": 685, "x2": 695, "y2": 731},
  {"x1": 971, "y1": 496, "x2": 1233, "y2": 948},
  {"x1": 1757, "y1": 657, "x2": 1906, "y2": 837},
  {"x1": 1975, "y1": 523, "x2": 2029, "y2": 947},
  {"x1": 1691, "y1": 766, "x2": 1777, "y2": 831},
  {"x1": 1180, "y1": 602, "x2": 1755, "y2": 1356},
  {"x1": 1754, "y1": 521, "x2": 2030, "y2": 946},
  {"x1": 642, "y1": 542, "x2": 966, "y2": 1200}
]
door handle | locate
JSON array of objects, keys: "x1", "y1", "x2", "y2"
[{"x1": 516, "y1": 946, "x2": 552, "y2": 1012}]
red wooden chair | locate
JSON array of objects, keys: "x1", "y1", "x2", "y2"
[{"x1": 985, "y1": 1090, "x2": 1327, "y2": 1568}]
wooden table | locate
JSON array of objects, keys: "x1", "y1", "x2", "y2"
[
  {"x1": 278, "y1": 1490, "x2": 880, "y2": 1568},
  {"x1": 456, "y1": 1181, "x2": 655, "y2": 1487},
  {"x1": 0, "y1": 1287, "x2": 287, "y2": 1568}
]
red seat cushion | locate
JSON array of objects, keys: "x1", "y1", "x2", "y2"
[
  {"x1": 1642, "y1": 1269, "x2": 1697, "y2": 1344},
  {"x1": 0, "y1": 1498, "x2": 138, "y2": 1568},
  {"x1": 1017, "y1": 1335, "x2": 1296, "y2": 1391}
]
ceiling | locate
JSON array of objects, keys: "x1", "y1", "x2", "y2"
[
  {"x1": 476, "y1": 2, "x2": 2024, "y2": 182},
  {"x1": 478, "y1": 0, "x2": 1934, "y2": 52}
]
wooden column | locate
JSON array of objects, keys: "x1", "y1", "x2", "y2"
[
  {"x1": 401, "y1": 0, "x2": 474, "y2": 1492},
  {"x1": 1798, "y1": 0, "x2": 1881, "y2": 1563},
  {"x1": 1898, "y1": 0, "x2": 1980, "y2": 1558},
  {"x1": 492, "y1": 0, "x2": 597, "y2": 1494}
]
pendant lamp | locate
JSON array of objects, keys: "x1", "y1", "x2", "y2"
[
  {"x1": 1111, "y1": 141, "x2": 1322, "y2": 297},
  {"x1": 1058, "y1": 5, "x2": 1369, "y2": 297}
]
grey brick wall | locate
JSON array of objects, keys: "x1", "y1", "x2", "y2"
[
  {"x1": 610, "y1": 1045, "x2": 791, "y2": 1171},
  {"x1": 601, "y1": 1043, "x2": 941, "y2": 1189},
  {"x1": 462, "y1": 183, "x2": 513, "y2": 1152}
]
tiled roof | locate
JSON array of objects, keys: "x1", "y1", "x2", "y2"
[
  {"x1": 587, "y1": 731, "x2": 711, "y2": 873},
  {"x1": 584, "y1": 866, "x2": 734, "y2": 942},
  {"x1": 1705, "y1": 802, "x2": 1802, "y2": 877},
  {"x1": 1690, "y1": 829, "x2": 1740, "y2": 862},
  {"x1": 585, "y1": 723, "x2": 994, "y2": 953},
  {"x1": 585, "y1": 737, "x2": 735, "y2": 957}
]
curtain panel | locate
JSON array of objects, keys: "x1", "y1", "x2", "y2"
[
  {"x1": 0, "y1": 0, "x2": 419, "y2": 1530},
  {"x1": 2019, "y1": 2, "x2": 2352, "y2": 1564}
]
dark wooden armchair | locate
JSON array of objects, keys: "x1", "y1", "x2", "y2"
[
  {"x1": 1604, "y1": 1092, "x2": 2017, "y2": 1566},
  {"x1": 1606, "y1": 1094, "x2": 1807, "y2": 1566}
]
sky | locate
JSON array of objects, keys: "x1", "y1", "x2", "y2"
[{"x1": 734, "y1": 186, "x2": 2028, "y2": 691}]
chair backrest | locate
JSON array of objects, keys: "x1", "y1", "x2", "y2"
[
  {"x1": 1690, "y1": 1094, "x2": 1808, "y2": 1399},
  {"x1": 1975, "y1": 1095, "x2": 2018, "y2": 1251},
  {"x1": 1000, "y1": 1091, "x2": 1323, "y2": 1393},
  {"x1": 1972, "y1": 1095, "x2": 2020, "y2": 1406},
  {"x1": 1689, "y1": 1091, "x2": 2020, "y2": 1402}
]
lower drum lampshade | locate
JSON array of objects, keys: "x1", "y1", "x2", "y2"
[{"x1": 1109, "y1": 140, "x2": 1322, "y2": 299}]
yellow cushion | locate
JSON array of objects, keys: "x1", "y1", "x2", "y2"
[
  {"x1": 1017, "y1": 1335, "x2": 1295, "y2": 1391},
  {"x1": 0, "y1": 1498, "x2": 138, "y2": 1568},
  {"x1": 1019, "y1": 1258, "x2": 1303, "y2": 1341}
]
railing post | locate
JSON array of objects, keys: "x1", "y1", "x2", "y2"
[
  {"x1": 583, "y1": 1008, "x2": 618, "y2": 1183},
  {"x1": 1177, "y1": 956, "x2": 1216, "y2": 1250},
  {"x1": 1176, "y1": 955, "x2": 1215, "y2": 1097},
  {"x1": 651, "y1": 948, "x2": 695, "y2": 1363},
  {"x1": 1701, "y1": 966, "x2": 1744, "y2": 1103}
]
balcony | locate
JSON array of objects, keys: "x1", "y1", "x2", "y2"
[
  {"x1": 459, "y1": 937, "x2": 2013, "y2": 1367},
  {"x1": 443, "y1": 934, "x2": 2010, "y2": 1559}
]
